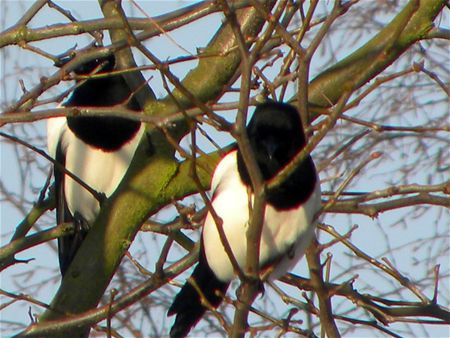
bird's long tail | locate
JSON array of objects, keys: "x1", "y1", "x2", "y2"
[{"x1": 168, "y1": 249, "x2": 229, "y2": 338}]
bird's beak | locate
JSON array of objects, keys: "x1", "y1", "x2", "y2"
[{"x1": 265, "y1": 140, "x2": 277, "y2": 161}]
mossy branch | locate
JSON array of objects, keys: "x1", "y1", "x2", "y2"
[
  {"x1": 306, "y1": 0, "x2": 446, "y2": 114},
  {"x1": 36, "y1": 2, "x2": 270, "y2": 336},
  {"x1": 30, "y1": 1, "x2": 446, "y2": 337}
]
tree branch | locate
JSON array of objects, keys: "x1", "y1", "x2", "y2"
[{"x1": 305, "y1": 0, "x2": 446, "y2": 114}]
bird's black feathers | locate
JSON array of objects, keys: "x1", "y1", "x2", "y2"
[
  {"x1": 64, "y1": 55, "x2": 141, "y2": 151},
  {"x1": 237, "y1": 101, "x2": 317, "y2": 209},
  {"x1": 54, "y1": 140, "x2": 81, "y2": 276},
  {"x1": 54, "y1": 53, "x2": 144, "y2": 276},
  {"x1": 168, "y1": 101, "x2": 320, "y2": 337},
  {"x1": 168, "y1": 248, "x2": 229, "y2": 338}
]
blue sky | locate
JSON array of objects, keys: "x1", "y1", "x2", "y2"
[{"x1": 1, "y1": 1, "x2": 449, "y2": 337}]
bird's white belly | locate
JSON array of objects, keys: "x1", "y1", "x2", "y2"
[
  {"x1": 203, "y1": 174, "x2": 321, "y2": 282},
  {"x1": 63, "y1": 125, "x2": 144, "y2": 224}
]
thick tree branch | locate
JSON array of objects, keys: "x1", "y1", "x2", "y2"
[
  {"x1": 305, "y1": 0, "x2": 446, "y2": 114},
  {"x1": 325, "y1": 193, "x2": 449, "y2": 217},
  {"x1": 0, "y1": 224, "x2": 73, "y2": 271},
  {"x1": 0, "y1": 1, "x2": 255, "y2": 48},
  {"x1": 17, "y1": 248, "x2": 199, "y2": 337},
  {"x1": 3, "y1": 1, "x2": 447, "y2": 337},
  {"x1": 306, "y1": 239, "x2": 341, "y2": 338},
  {"x1": 282, "y1": 274, "x2": 450, "y2": 325}
]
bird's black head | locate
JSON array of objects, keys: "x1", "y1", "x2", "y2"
[
  {"x1": 55, "y1": 53, "x2": 115, "y2": 76},
  {"x1": 61, "y1": 52, "x2": 142, "y2": 150},
  {"x1": 238, "y1": 101, "x2": 307, "y2": 182}
]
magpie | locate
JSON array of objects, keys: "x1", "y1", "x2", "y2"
[
  {"x1": 167, "y1": 101, "x2": 321, "y2": 337},
  {"x1": 47, "y1": 54, "x2": 147, "y2": 276}
]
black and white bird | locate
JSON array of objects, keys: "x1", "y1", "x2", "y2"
[
  {"x1": 47, "y1": 54, "x2": 146, "y2": 276},
  {"x1": 167, "y1": 101, "x2": 321, "y2": 337}
]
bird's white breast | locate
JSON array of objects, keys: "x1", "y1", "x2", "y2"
[
  {"x1": 48, "y1": 117, "x2": 144, "y2": 224},
  {"x1": 47, "y1": 116, "x2": 67, "y2": 158},
  {"x1": 202, "y1": 151, "x2": 321, "y2": 282}
]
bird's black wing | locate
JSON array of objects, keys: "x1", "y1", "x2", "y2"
[
  {"x1": 54, "y1": 140, "x2": 87, "y2": 276},
  {"x1": 168, "y1": 246, "x2": 229, "y2": 338}
]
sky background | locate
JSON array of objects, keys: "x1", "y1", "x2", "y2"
[{"x1": 1, "y1": 1, "x2": 449, "y2": 337}]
